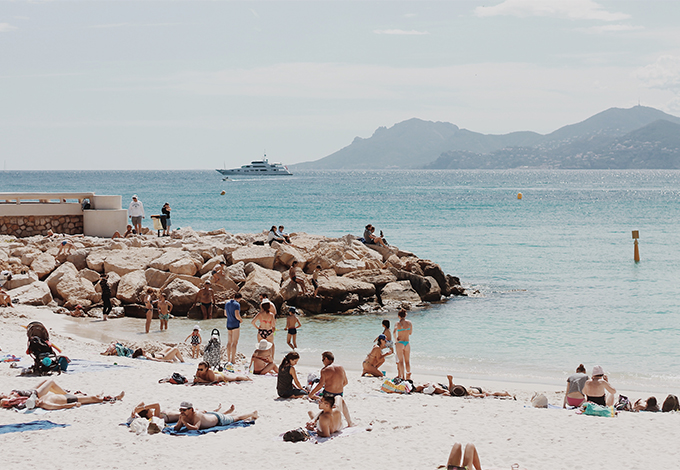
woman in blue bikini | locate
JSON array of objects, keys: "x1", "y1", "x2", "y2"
[{"x1": 393, "y1": 309, "x2": 413, "y2": 380}]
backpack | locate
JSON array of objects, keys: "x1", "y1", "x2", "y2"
[
  {"x1": 169, "y1": 372, "x2": 187, "y2": 385},
  {"x1": 662, "y1": 394, "x2": 679, "y2": 412},
  {"x1": 283, "y1": 427, "x2": 311, "y2": 442},
  {"x1": 203, "y1": 329, "x2": 222, "y2": 369}
]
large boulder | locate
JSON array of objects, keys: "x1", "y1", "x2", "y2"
[
  {"x1": 116, "y1": 270, "x2": 147, "y2": 304},
  {"x1": 316, "y1": 276, "x2": 375, "y2": 298},
  {"x1": 225, "y1": 261, "x2": 246, "y2": 284},
  {"x1": 275, "y1": 245, "x2": 306, "y2": 267},
  {"x1": 103, "y1": 248, "x2": 163, "y2": 276},
  {"x1": 30, "y1": 253, "x2": 57, "y2": 279},
  {"x1": 365, "y1": 244, "x2": 399, "y2": 261},
  {"x1": 199, "y1": 255, "x2": 224, "y2": 276},
  {"x1": 54, "y1": 273, "x2": 97, "y2": 308},
  {"x1": 3, "y1": 272, "x2": 38, "y2": 290},
  {"x1": 20, "y1": 248, "x2": 42, "y2": 266},
  {"x1": 169, "y1": 257, "x2": 200, "y2": 276},
  {"x1": 79, "y1": 268, "x2": 101, "y2": 284},
  {"x1": 231, "y1": 246, "x2": 277, "y2": 270},
  {"x1": 66, "y1": 249, "x2": 89, "y2": 271},
  {"x1": 145, "y1": 267, "x2": 174, "y2": 289},
  {"x1": 7, "y1": 281, "x2": 53, "y2": 306},
  {"x1": 148, "y1": 249, "x2": 186, "y2": 271},
  {"x1": 419, "y1": 260, "x2": 451, "y2": 296},
  {"x1": 239, "y1": 263, "x2": 282, "y2": 310},
  {"x1": 86, "y1": 250, "x2": 109, "y2": 272},
  {"x1": 344, "y1": 269, "x2": 397, "y2": 287},
  {"x1": 380, "y1": 280, "x2": 421, "y2": 305},
  {"x1": 333, "y1": 259, "x2": 366, "y2": 275},
  {"x1": 162, "y1": 278, "x2": 200, "y2": 314}
]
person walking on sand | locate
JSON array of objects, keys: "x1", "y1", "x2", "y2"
[
  {"x1": 128, "y1": 195, "x2": 145, "y2": 235},
  {"x1": 286, "y1": 306, "x2": 301, "y2": 350},
  {"x1": 252, "y1": 299, "x2": 276, "y2": 343},
  {"x1": 174, "y1": 401, "x2": 258, "y2": 431},
  {"x1": 289, "y1": 261, "x2": 307, "y2": 295},
  {"x1": 144, "y1": 288, "x2": 155, "y2": 334},
  {"x1": 98, "y1": 274, "x2": 112, "y2": 321},
  {"x1": 196, "y1": 281, "x2": 215, "y2": 320},
  {"x1": 225, "y1": 292, "x2": 243, "y2": 364},
  {"x1": 185, "y1": 325, "x2": 202, "y2": 359},
  {"x1": 394, "y1": 309, "x2": 412, "y2": 380},
  {"x1": 158, "y1": 293, "x2": 173, "y2": 331},
  {"x1": 362, "y1": 334, "x2": 392, "y2": 378},
  {"x1": 308, "y1": 351, "x2": 353, "y2": 427}
]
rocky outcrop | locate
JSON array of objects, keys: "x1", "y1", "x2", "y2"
[{"x1": 7, "y1": 229, "x2": 465, "y2": 315}]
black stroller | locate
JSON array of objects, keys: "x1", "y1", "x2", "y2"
[
  {"x1": 26, "y1": 322, "x2": 68, "y2": 375},
  {"x1": 203, "y1": 328, "x2": 222, "y2": 370}
]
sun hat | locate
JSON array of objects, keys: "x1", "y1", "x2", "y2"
[
  {"x1": 179, "y1": 401, "x2": 193, "y2": 410},
  {"x1": 193, "y1": 325, "x2": 200, "y2": 331},
  {"x1": 257, "y1": 339, "x2": 273, "y2": 350},
  {"x1": 261, "y1": 299, "x2": 270, "y2": 305},
  {"x1": 204, "y1": 280, "x2": 211, "y2": 284},
  {"x1": 288, "y1": 306, "x2": 297, "y2": 312},
  {"x1": 592, "y1": 365, "x2": 605, "y2": 376}
]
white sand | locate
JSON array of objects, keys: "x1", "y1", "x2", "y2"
[{"x1": 1, "y1": 306, "x2": 679, "y2": 470}]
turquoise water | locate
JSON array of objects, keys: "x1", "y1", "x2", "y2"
[{"x1": 3, "y1": 170, "x2": 680, "y2": 391}]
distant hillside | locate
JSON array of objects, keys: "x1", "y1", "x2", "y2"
[{"x1": 294, "y1": 105, "x2": 680, "y2": 170}]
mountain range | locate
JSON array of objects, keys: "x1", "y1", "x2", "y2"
[{"x1": 292, "y1": 106, "x2": 680, "y2": 170}]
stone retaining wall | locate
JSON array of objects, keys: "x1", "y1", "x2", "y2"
[{"x1": 0, "y1": 215, "x2": 83, "y2": 237}]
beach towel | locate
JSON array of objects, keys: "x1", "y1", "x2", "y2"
[
  {"x1": 65, "y1": 358, "x2": 131, "y2": 374},
  {"x1": 0, "y1": 420, "x2": 69, "y2": 435},
  {"x1": 162, "y1": 420, "x2": 254, "y2": 436},
  {"x1": 1, "y1": 354, "x2": 21, "y2": 362},
  {"x1": 581, "y1": 403, "x2": 616, "y2": 417}
]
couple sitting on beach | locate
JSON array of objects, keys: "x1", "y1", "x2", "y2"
[
  {"x1": 130, "y1": 401, "x2": 258, "y2": 431},
  {"x1": 564, "y1": 364, "x2": 617, "y2": 408}
]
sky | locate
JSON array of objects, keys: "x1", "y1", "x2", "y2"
[{"x1": 2, "y1": 0, "x2": 680, "y2": 170}]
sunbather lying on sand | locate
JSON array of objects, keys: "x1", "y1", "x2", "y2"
[
  {"x1": 1, "y1": 379, "x2": 124, "y2": 410},
  {"x1": 174, "y1": 401, "x2": 258, "y2": 431},
  {"x1": 193, "y1": 362, "x2": 251, "y2": 384},
  {"x1": 130, "y1": 402, "x2": 231, "y2": 424},
  {"x1": 415, "y1": 375, "x2": 513, "y2": 399},
  {"x1": 132, "y1": 346, "x2": 184, "y2": 363}
]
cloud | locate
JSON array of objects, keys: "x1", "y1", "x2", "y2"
[
  {"x1": 0, "y1": 23, "x2": 18, "y2": 32},
  {"x1": 373, "y1": 29, "x2": 429, "y2": 35},
  {"x1": 578, "y1": 24, "x2": 644, "y2": 34},
  {"x1": 637, "y1": 55, "x2": 680, "y2": 90},
  {"x1": 474, "y1": 0, "x2": 630, "y2": 21},
  {"x1": 250, "y1": 9, "x2": 259, "y2": 18}
]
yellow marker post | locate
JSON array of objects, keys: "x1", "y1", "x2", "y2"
[
  {"x1": 517, "y1": 192, "x2": 523, "y2": 200},
  {"x1": 632, "y1": 230, "x2": 640, "y2": 263}
]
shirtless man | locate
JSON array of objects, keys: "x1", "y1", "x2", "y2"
[
  {"x1": 361, "y1": 335, "x2": 392, "y2": 377},
  {"x1": 130, "y1": 402, "x2": 230, "y2": 425},
  {"x1": 251, "y1": 299, "x2": 276, "y2": 343},
  {"x1": 211, "y1": 261, "x2": 228, "y2": 285},
  {"x1": 193, "y1": 361, "x2": 251, "y2": 383},
  {"x1": 306, "y1": 395, "x2": 343, "y2": 437},
  {"x1": 288, "y1": 261, "x2": 307, "y2": 295},
  {"x1": 309, "y1": 351, "x2": 353, "y2": 426},
  {"x1": 582, "y1": 365, "x2": 617, "y2": 406},
  {"x1": 196, "y1": 281, "x2": 215, "y2": 320},
  {"x1": 174, "y1": 401, "x2": 258, "y2": 431},
  {"x1": 157, "y1": 293, "x2": 173, "y2": 331}
]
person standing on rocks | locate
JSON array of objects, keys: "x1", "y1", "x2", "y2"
[
  {"x1": 98, "y1": 274, "x2": 112, "y2": 321},
  {"x1": 128, "y1": 195, "x2": 145, "y2": 235},
  {"x1": 161, "y1": 202, "x2": 171, "y2": 236},
  {"x1": 225, "y1": 292, "x2": 243, "y2": 364},
  {"x1": 196, "y1": 281, "x2": 215, "y2": 320},
  {"x1": 289, "y1": 261, "x2": 307, "y2": 295}
]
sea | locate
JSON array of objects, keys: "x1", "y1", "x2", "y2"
[{"x1": 2, "y1": 169, "x2": 679, "y2": 392}]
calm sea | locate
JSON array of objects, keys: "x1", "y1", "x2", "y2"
[{"x1": 2, "y1": 169, "x2": 679, "y2": 391}]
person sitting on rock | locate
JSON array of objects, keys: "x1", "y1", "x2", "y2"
[
  {"x1": 267, "y1": 225, "x2": 286, "y2": 246},
  {"x1": 363, "y1": 224, "x2": 387, "y2": 247},
  {"x1": 0, "y1": 287, "x2": 13, "y2": 308},
  {"x1": 277, "y1": 225, "x2": 291, "y2": 244}
]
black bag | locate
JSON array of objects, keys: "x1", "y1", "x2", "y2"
[
  {"x1": 169, "y1": 372, "x2": 187, "y2": 384},
  {"x1": 283, "y1": 427, "x2": 310, "y2": 442}
]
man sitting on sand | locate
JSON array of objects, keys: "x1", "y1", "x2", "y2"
[
  {"x1": 193, "y1": 361, "x2": 252, "y2": 383},
  {"x1": 309, "y1": 351, "x2": 353, "y2": 426},
  {"x1": 305, "y1": 395, "x2": 343, "y2": 437},
  {"x1": 174, "y1": 401, "x2": 258, "y2": 431}
]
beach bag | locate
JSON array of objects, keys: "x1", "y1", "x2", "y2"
[
  {"x1": 582, "y1": 403, "x2": 616, "y2": 417},
  {"x1": 283, "y1": 427, "x2": 310, "y2": 442},
  {"x1": 662, "y1": 394, "x2": 679, "y2": 412},
  {"x1": 203, "y1": 329, "x2": 222, "y2": 369},
  {"x1": 169, "y1": 372, "x2": 187, "y2": 384},
  {"x1": 380, "y1": 378, "x2": 410, "y2": 394},
  {"x1": 615, "y1": 395, "x2": 631, "y2": 411},
  {"x1": 531, "y1": 393, "x2": 548, "y2": 408}
]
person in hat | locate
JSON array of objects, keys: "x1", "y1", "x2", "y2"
[
  {"x1": 249, "y1": 340, "x2": 278, "y2": 375},
  {"x1": 285, "y1": 306, "x2": 302, "y2": 350},
  {"x1": 175, "y1": 401, "x2": 258, "y2": 431},
  {"x1": 184, "y1": 325, "x2": 202, "y2": 359},
  {"x1": 196, "y1": 281, "x2": 215, "y2": 320},
  {"x1": 582, "y1": 365, "x2": 617, "y2": 406},
  {"x1": 128, "y1": 195, "x2": 144, "y2": 235},
  {"x1": 361, "y1": 335, "x2": 392, "y2": 377}
]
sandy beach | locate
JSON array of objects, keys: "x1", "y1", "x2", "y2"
[{"x1": 1, "y1": 305, "x2": 679, "y2": 470}]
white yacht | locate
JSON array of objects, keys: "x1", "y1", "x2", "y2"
[{"x1": 216, "y1": 155, "x2": 292, "y2": 176}]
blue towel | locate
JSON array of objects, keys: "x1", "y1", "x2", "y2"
[
  {"x1": 0, "y1": 420, "x2": 69, "y2": 435},
  {"x1": 65, "y1": 358, "x2": 131, "y2": 374},
  {"x1": 162, "y1": 420, "x2": 254, "y2": 436}
]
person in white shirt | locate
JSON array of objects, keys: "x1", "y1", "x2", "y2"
[{"x1": 128, "y1": 195, "x2": 145, "y2": 235}]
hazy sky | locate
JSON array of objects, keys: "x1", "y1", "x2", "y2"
[{"x1": 2, "y1": 0, "x2": 680, "y2": 170}]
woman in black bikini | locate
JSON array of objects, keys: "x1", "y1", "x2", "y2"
[
  {"x1": 251, "y1": 300, "x2": 276, "y2": 344},
  {"x1": 582, "y1": 365, "x2": 617, "y2": 406}
]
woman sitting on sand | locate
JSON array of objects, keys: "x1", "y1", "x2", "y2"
[
  {"x1": 444, "y1": 442, "x2": 482, "y2": 470},
  {"x1": 582, "y1": 365, "x2": 616, "y2": 407},
  {"x1": 249, "y1": 340, "x2": 278, "y2": 375},
  {"x1": 563, "y1": 364, "x2": 588, "y2": 408},
  {"x1": 1, "y1": 379, "x2": 124, "y2": 411},
  {"x1": 132, "y1": 346, "x2": 185, "y2": 363},
  {"x1": 277, "y1": 352, "x2": 307, "y2": 398},
  {"x1": 361, "y1": 334, "x2": 392, "y2": 378}
]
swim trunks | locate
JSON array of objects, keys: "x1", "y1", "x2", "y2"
[
  {"x1": 201, "y1": 302, "x2": 212, "y2": 307},
  {"x1": 65, "y1": 393, "x2": 77, "y2": 404},
  {"x1": 258, "y1": 329, "x2": 273, "y2": 339},
  {"x1": 447, "y1": 466, "x2": 467, "y2": 470},
  {"x1": 205, "y1": 411, "x2": 235, "y2": 426},
  {"x1": 311, "y1": 279, "x2": 319, "y2": 289},
  {"x1": 159, "y1": 313, "x2": 170, "y2": 320},
  {"x1": 227, "y1": 326, "x2": 240, "y2": 331},
  {"x1": 288, "y1": 328, "x2": 297, "y2": 335},
  {"x1": 322, "y1": 390, "x2": 343, "y2": 399}
]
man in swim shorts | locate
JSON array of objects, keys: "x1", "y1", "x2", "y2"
[
  {"x1": 128, "y1": 195, "x2": 145, "y2": 235},
  {"x1": 174, "y1": 401, "x2": 258, "y2": 431},
  {"x1": 308, "y1": 351, "x2": 353, "y2": 426}
]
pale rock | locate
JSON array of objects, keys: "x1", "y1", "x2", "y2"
[
  {"x1": 211, "y1": 276, "x2": 240, "y2": 303},
  {"x1": 148, "y1": 249, "x2": 187, "y2": 271},
  {"x1": 164, "y1": 274, "x2": 202, "y2": 290},
  {"x1": 79, "y1": 268, "x2": 101, "y2": 283},
  {"x1": 45, "y1": 262, "x2": 79, "y2": 292},
  {"x1": 86, "y1": 250, "x2": 109, "y2": 272},
  {"x1": 145, "y1": 268, "x2": 174, "y2": 289},
  {"x1": 344, "y1": 269, "x2": 397, "y2": 286},
  {"x1": 103, "y1": 248, "x2": 163, "y2": 276},
  {"x1": 116, "y1": 270, "x2": 147, "y2": 304},
  {"x1": 10, "y1": 246, "x2": 37, "y2": 259},
  {"x1": 364, "y1": 258, "x2": 384, "y2": 270},
  {"x1": 109, "y1": 241, "x2": 126, "y2": 250},
  {"x1": 66, "y1": 249, "x2": 88, "y2": 271},
  {"x1": 380, "y1": 280, "x2": 422, "y2": 305},
  {"x1": 244, "y1": 262, "x2": 282, "y2": 284},
  {"x1": 316, "y1": 276, "x2": 375, "y2": 298},
  {"x1": 275, "y1": 245, "x2": 306, "y2": 267},
  {"x1": 333, "y1": 259, "x2": 366, "y2": 275},
  {"x1": 30, "y1": 253, "x2": 57, "y2": 279},
  {"x1": 385, "y1": 254, "x2": 404, "y2": 270},
  {"x1": 232, "y1": 246, "x2": 277, "y2": 270},
  {"x1": 225, "y1": 261, "x2": 246, "y2": 283},
  {"x1": 162, "y1": 278, "x2": 199, "y2": 313},
  {"x1": 199, "y1": 255, "x2": 224, "y2": 276},
  {"x1": 55, "y1": 273, "x2": 97, "y2": 308},
  {"x1": 169, "y1": 257, "x2": 199, "y2": 276},
  {"x1": 278, "y1": 279, "x2": 301, "y2": 302},
  {"x1": 239, "y1": 264, "x2": 282, "y2": 307},
  {"x1": 420, "y1": 275, "x2": 442, "y2": 302},
  {"x1": 8, "y1": 281, "x2": 53, "y2": 306},
  {"x1": 20, "y1": 248, "x2": 42, "y2": 266},
  {"x1": 366, "y1": 244, "x2": 399, "y2": 261},
  {"x1": 4, "y1": 272, "x2": 38, "y2": 290}
]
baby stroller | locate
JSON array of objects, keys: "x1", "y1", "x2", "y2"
[
  {"x1": 203, "y1": 328, "x2": 222, "y2": 370},
  {"x1": 26, "y1": 321, "x2": 68, "y2": 375}
]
